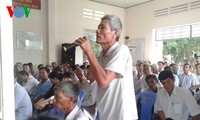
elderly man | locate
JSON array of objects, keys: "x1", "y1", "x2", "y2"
[
  {"x1": 75, "y1": 14, "x2": 137, "y2": 120},
  {"x1": 53, "y1": 81, "x2": 90, "y2": 120},
  {"x1": 154, "y1": 70, "x2": 200, "y2": 120}
]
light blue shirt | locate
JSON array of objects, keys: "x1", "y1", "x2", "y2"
[
  {"x1": 34, "y1": 79, "x2": 52, "y2": 101},
  {"x1": 179, "y1": 72, "x2": 199, "y2": 89}
]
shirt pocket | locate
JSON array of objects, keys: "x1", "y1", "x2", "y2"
[{"x1": 172, "y1": 103, "x2": 182, "y2": 114}]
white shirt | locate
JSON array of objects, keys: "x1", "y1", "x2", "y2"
[
  {"x1": 80, "y1": 78, "x2": 90, "y2": 90},
  {"x1": 97, "y1": 42, "x2": 138, "y2": 120},
  {"x1": 82, "y1": 81, "x2": 97, "y2": 107},
  {"x1": 140, "y1": 75, "x2": 149, "y2": 92},
  {"x1": 65, "y1": 105, "x2": 90, "y2": 120},
  {"x1": 179, "y1": 72, "x2": 199, "y2": 89},
  {"x1": 196, "y1": 74, "x2": 200, "y2": 83},
  {"x1": 173, "y1": 74, "x2": 179, "y2": 87},
  {"x1": 134, "y1": 76, "x2": 143, "y2": 94},
  {"x1": 21, "y1": 75, "x2": 39, "y2": 96},
  {"x1": 15, "y1": 82, "x2": 32, "y2": 120},
  {"x1": 154, "y1": 86, "x2": 200, "y2": 119}
]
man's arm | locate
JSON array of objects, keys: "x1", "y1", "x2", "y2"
[
  {"x1": 158, "y1": 111, "x2": 165, "y2": 120},
  {"x1": 154, "y1": 91, "x2": 166, "y2": 120},
  {"x1": 75, "y1": 37, "x2": 116, "y2": 88},
  {"x1": 192, "y1": 114, "x2": 199, "y2": 120},
  {"x1": 87, "y1": 50, "x2": 116, "y2": 88}
]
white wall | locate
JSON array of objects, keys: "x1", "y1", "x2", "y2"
[
  {"x1": 13, "y1": 0, "x2": 125, "y2": 67},
  {"x1": 1, "y1": 0, "x2": 15, "y2": 119},
  {"x1": 126, "y1": 0, "x2": 200, "y2": 64},
  {"x1": 52, "y1": 0, "x2": 125, "y2": 65},
  {"x1": 13, "y1": 0, "x2": 48, "y2": 68},
  {"x1": 14, "y1": 0, "x2": 200, "y2": 67}
]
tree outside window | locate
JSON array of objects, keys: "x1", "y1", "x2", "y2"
[
  {"x1": 83, "y1": 29, "x2": 102, "y2": 61},
  {"x1": 163, "y1": 38, "x2": 200, "y2": 68}
]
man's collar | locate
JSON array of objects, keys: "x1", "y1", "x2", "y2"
[
  {"x1": 103, "y1": 42, "x2": 119, "y2": 57},
  {"x1": 184, "y1": 71, "x2": 192, "y2": 75},
  {"x1": 164, "y1": 86, "x2": 176, "y2": 96},
  {"x1": 171, "y1": 86, "x2": 177, "y2": 95},
  {"x1": 65, "y1": 105, "x2": 79, "y2": 120}
]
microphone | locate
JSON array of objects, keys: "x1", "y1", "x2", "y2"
[{"x1": 63, "y1": 43, "x2": 78, "y2": 52}]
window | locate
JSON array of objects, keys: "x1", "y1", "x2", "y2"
[
  {"x1": 83, "y1": 8, "x2": 104, "y2": 20},
  {"x1": 156, "y1": 23, "x2": 200, "y2": 41},
  {"x1": 82, "y1": 29, "x2": 102, "y2": 61},
  {"x1": 155, "y1": 23, "x2": 200, "y2": 66},
  {"x1": 192, "y1": 24, "x2": 200, "y2": 37},
  {"x1": 17, "y1": 32, "x2": 43, "y2": 50}
]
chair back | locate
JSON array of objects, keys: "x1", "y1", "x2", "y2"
[
  {"x1": 78, "y1": 89, "x2": 86, "y2": 108},
  {"x1": 49, "y1": 108, "x2": 64, "y2": 118},
  {"x1": 136, "y1": 91, "x2": 156, "y2": 120}
]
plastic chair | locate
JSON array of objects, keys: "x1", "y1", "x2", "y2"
[
  {"x1": 78, "y1": 89, "x2": 86, "y2": 108},
  {"x1": 49, "y1": 108, "x2": 64, "y2": 118},
  {"x1": 136, "y1": 91, "x2": 156, "y2": 120}
]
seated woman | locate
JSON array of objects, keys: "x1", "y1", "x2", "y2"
[{"x1": 145, "y1": 74, "x2": 162, "y2": 93}]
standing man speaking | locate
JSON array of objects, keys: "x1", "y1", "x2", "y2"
[{"x1": 75, "y1": 15, "x2": 138, "y2": 120}]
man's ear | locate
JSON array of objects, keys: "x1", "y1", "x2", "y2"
[
  {"x1": 112, "y1": 30, "x2": 118, "y2": 40},
  {"x1": 68, "y1": 96, "x2": 75, "y2": 103},
  {"x1": 113, "y1": 30, "x2": 118, "y2": 36}
]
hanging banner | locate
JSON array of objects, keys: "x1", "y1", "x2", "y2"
[{"x1": 13, "y1": 0, "x2": 41, "y2": 10}]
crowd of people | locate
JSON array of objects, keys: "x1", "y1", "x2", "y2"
[
  {"x1": 13, "y1": 14, "x2": 200, "y2": 120},
  {"x1": 133, "y1": 60, "x2": 200, "y2": 119},
  {"x1": 14, "y1": 61, "x2": 97, "y2": 120},
  {"x1": 14, "y1": 14, "x2": 138, "y2": 120}
]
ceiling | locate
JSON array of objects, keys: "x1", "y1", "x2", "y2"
[{"x1": 89, "y1": 0, "x2": 154, "y2": 8}]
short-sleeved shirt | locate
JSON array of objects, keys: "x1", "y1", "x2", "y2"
[
  {"x1": 21, "y1": 75, "x2": 39, "y2": 96},
  {"x1": 97, "y1": 42, "x2": 138, "y2": 120},
  {"x1": 82, "y1": 81, "x2": 97, "y2": 107},
  {"x1": 154, "y1": 86, "x2": 200, "y2": 119},
  {"x1": 179, "y1": 72, "x2": 199, "y2": 89}
]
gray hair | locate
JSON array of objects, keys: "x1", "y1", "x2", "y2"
[
  {"x1": 151, "y1": 64, "x2": 158, "y2": 69},
  {"x1": 54, "y1": 81, "x2": 80, "y2": 103},
  {"x1": 101, "y1": 15, "x2": 122, "y2": 41}
]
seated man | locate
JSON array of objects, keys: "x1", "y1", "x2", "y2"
[
  {"x1": 154, "y1": 70, "x2": 200, "y2": 120},
  {"x1": 53, "y1": 81, "x2": 90, "y2": 120},
  {"x1": 33, "y1": 67, "x2": 52, "y2": 104},
  {"x1": 14, "y1": 77, "x2": 32, "y2": 120},
  {"x1": 18, "y1": 70, "x2": 39, "y2": 97},
  {"x1": 145, "y1": 74, "x2": 162, "y2": 93},
  {"x1": 34, "y1": 71, "x2": 62, "y2": 111}
]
